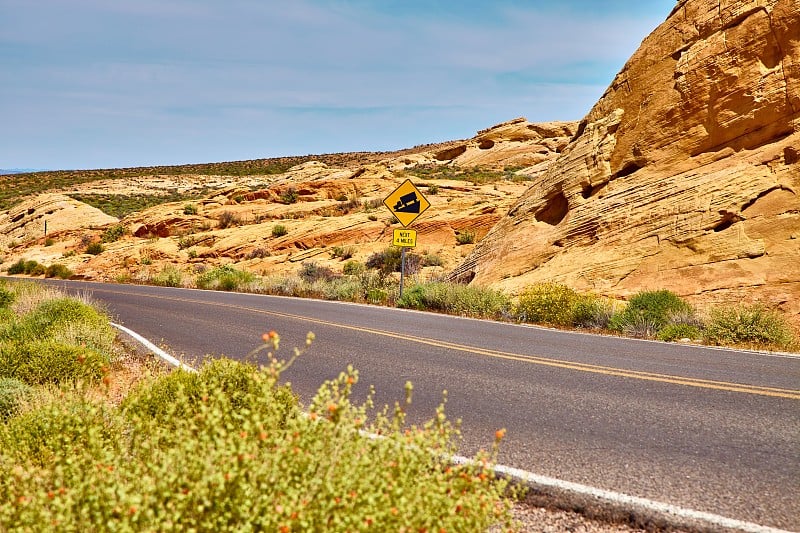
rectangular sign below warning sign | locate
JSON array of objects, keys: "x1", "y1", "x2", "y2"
[{"x1": 392, "y1": 228, "x2": 417, "y2": 247}]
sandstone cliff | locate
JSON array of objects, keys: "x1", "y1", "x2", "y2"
[{"x1": 451, "y1": 0, "x2": 800, "y2": 324}]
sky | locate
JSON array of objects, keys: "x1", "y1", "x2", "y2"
[{"x1": 0, "y1": 0, "x2": 676, "y2": 171}]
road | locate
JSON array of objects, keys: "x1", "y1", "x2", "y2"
[{"x1": 30, "y1": 280, "x2": 800, "y2": 530}]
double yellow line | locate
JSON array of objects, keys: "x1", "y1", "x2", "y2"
[{"x1": 107, "y1": 288, "x2": 800, "y2": 400}]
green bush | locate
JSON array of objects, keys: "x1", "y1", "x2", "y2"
[
  {"x1": 398, "y1": 282, "x2": 510, "y2": 319},
  {"x1": 271, "y1": 224, "x2": 288, "y2": 237},
  {"x1": 0, "y1": 377, "x2": 30, "y2": 421},
  {"x1": 44, "y1": 263, "x2": 73, "y2": 279},
  {"x1": 366, "y1": 247, "x2": 421, "y2": 275},
  {"x1": 8, "y1": 259, "x2": 45, "y2": 276},
  {"x1": 44, "y1": 237, "x2": 55, "y2": 247},
  {"x1": 101, "y1": 224, "x2": 126, "y2": 243},
  {"x1": 330, "y1": 245, "x2": 355, "y2": 260},
  {"x1": 177, "y1": 235, "x2": 197, "y2": 250},
  {"x1": 610, "y1": 290, "x2": 692, "y2": 338},
  {"x1": 516, "y1": 282, "x2": 582, "y2": 326},
  {"x1": 280, "y1": 186, "x2": 299, "y2": 204},
  {"x1": 0, "y1": 392, "x2": 120, "y2": 468},
  {"x1": 571, "y1": 294, "x2": 618, "y2": 329},
  {"x1": 299, "y1": 261, "x2": 339, "y2": 283},
  {"x1": 122, "y1": 359, "x2": 298, "y2": 429},
  {"x1": 196, "y1": 265, "x2": 255, "y2": 291},
  {"x1": 657, "y1": 323, "x2": 703, "y2": 342},
  {"x1": 151, "y1": 265, "x2": 183, "y2": 287},
  {"x1": 342, "y1": 260, "x2": 365, "y2": 276},
  {"x1": 455, "y1": 230, "x2": 475, "y2": 245},
  {"x1": 422, "y1": 253, "x2": 444, "y2": 267},
  {"x1": 183, "y1": 203, "x2": 198, "y2": 215},
  {"x1": 1, "y1": 297, "x2": 115, "y2": 354},
  {"x1": 0, "y1": 286, "x2": 14, "y2": 308},
  {"x1": 0, "y1": 356, "x2": 516, "y2": 531},
  {"x1": 704, "y1": 305, "x2": 796, "y2": 350},
  {"x1": 0, "y1": 341, "x2": 108, "y2": 385},
  {"x1": 7, "y1": 259, "x2": 26, "y2": 275},
  {"x1": 85, "y1": 242, "x2": 105, "y2": 255}
]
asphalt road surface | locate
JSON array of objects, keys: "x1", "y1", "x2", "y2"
[{"x1": 26, "y1": 280, "x2": 800, "y2": 530}]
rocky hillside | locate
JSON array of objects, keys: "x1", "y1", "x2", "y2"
[
  {"x1": 2, "y1": 0, "x2": 797, "y2": 328},
  {"x1": 450, "y1": 0, "x2": 800, "y2": 325},
  {"x1": 0, "y1": 119, "x2": 575, "y2": 285}
]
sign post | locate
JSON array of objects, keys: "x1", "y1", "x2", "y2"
[{"x1": 383, "y1": 180, "x2": 430, "y2": 298}]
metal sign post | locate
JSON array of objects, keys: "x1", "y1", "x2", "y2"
[{"x1": 384, "y1": 181, "x2": 429, "y2": 299}]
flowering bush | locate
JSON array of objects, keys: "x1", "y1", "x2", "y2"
[{"x1": 0, "y1": 325, "x2": 518, "y2": 531}]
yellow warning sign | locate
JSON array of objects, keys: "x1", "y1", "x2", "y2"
[
  {"x1": 393, "y1": 228, "x2": 417, "y2": 247},
  {"x1": 383, "y1": 179, "x2": 430, "y2": 227}
]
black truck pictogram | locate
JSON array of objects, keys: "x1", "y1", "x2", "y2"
[{"x1": 393, "y1": 192, "x2": 421, "y2": 213}]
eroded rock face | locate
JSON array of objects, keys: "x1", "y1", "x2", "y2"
[
  {"x1": 453, "y1": 0, "x2": 800, "y2": 322},
  {"x1": 0, "y1": 193, "x2": 118, "y2": 246}
]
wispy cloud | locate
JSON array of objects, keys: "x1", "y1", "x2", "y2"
[{"x1": 0, "y1": 0, "x2": 675, "y2": 168}]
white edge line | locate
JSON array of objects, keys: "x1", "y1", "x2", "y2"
[
  {"x1": 112, "y1": 322, "x2": 794, "y2": 533},
  {"x1": 111, "y1": 322, "x2": 197, "y2": 374}
]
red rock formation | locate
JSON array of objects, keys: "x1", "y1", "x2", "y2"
[{"x1": 453, "y1": 0, "x2": 800, "y2": 323}]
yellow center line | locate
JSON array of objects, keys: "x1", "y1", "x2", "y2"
[{"x1": 102, "y1": 287, "x2": 800, "y2": 400}]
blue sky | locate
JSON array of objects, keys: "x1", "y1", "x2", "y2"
[{"x1": 0, "y1": 0, "x2": 675, "y2": 170}]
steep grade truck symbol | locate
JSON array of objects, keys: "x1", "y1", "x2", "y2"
[
  {"x1": 383, "y1": 179, "x2": 431, "y2": 227},
  {"x1": 393, "y1": 191, "x2": 421, "y2": 213}
]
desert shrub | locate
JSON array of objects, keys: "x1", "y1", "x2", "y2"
[
  {"x1": 571, "y1": 295, "x2": 619, "y2": 329},
  {"x1": 342, "y1": 260, "x2": 365, "y2": 276},
  {"x1": 331, "y1": 245, "x2": 355, "y2": 260},
  {"x1": 704, "y1": 305, "x2": 796, "y2": 350},
  {"x1": 44, "y1": 237, "x2": 55, "y2": 247},
  {"x1": 0, "y1": 341, "x2": 108, "y2": 385},
  {"x1": 398, "y1": 282, "x2": 510, "y2": 319},
  {"x1": 122, "y1": 359, "x2": 298, "y2": 429},
  {"x1": 455, "y1": 230, "x2": 475, "y2": 245},
  {"x1": 62, "y1": 250, "x2": 77, "y2": 258},
  {"x1": 187, "y1": 249, "x2": 198, "y2": 259},
  {"x1": 362, "y1": 198, "x2": 382, "y2": 211},
  {"x1": 609, "y1": 290, "x2": 692, "y2": 338},
  {"x1": 279, "y1": 186, "x2": 299, "y2": 204},
  {"x1": 177, "y1": 235, "x2": 197, "y2": 250},
  {"x1": 366, "y1": 247, "x2": 421, "y2": 275},
  {"x1": 422, "y1": 253, "x2": 444, "y2": 267},
  {"x1": 0, "y1": 353, "x2": 516, "y2": 531},
  {"x1": 657, "y1": 323, "x2": 702, "y2": 342},
  {"x1": 44, "y1": 263, "x2": 73, "y2": 279},
  {"x1": 271, "y1": 224, "x2": 288, "y2": 237},
  {"x1": 183, "y1": 203, "x2": 198, "y2": 215},
  {"x1": 0, "y1": 286, "x2": 14, "y2": 308},
  {"x1": 151, "y1": 265, "x2": 183, "y2": 287},
  {"x1": 101, "y1": 223, "x2": 126, "y2": 243},
  {"x1": 195, "y1": 265, "x2": 255, "y2": 291},
  {"x1": 2, "y1": 298, "x2": 114, "y2": 355},
  {"x1": 516, "y1": 282, "x2": 582, "y2": 326},
  {"x1": 0, "y1": 377, "x2": 30, "y2": 421},
  {"x1": 299, "y1": 261, "x2": 340, "y2": 283},
  {"x1": 427, "y1": 183, "x2": 440, "y2": 195},
  {"x1": 0, "y1": 392, "x2": 121, "y2": 469},
  {"x1": 7, "y1": 259, "x2": 26, "y2": 275},
  {"x1": 245, "y1": 247, "x2": 269, "y2": 259},
  {"x1": 367, "y1": 214, "x2": 378, "y2": 221},
  {"x1": 217, "y1": 211, "x2": 241, "y2": 229},
  {"x1": 8, "y1": 259, "x2": 44, "y2": 276},
  {"x1": 85, "y1": 242, "x2": 105, "y2": 255}
]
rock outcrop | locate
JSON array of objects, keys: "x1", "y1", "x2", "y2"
[
  {"x1": 0, "y1": 193, "x2": 118, "y2": 246},
  {"x1": 451, "y1": 0, "x2": 800, "y2": 322}
]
